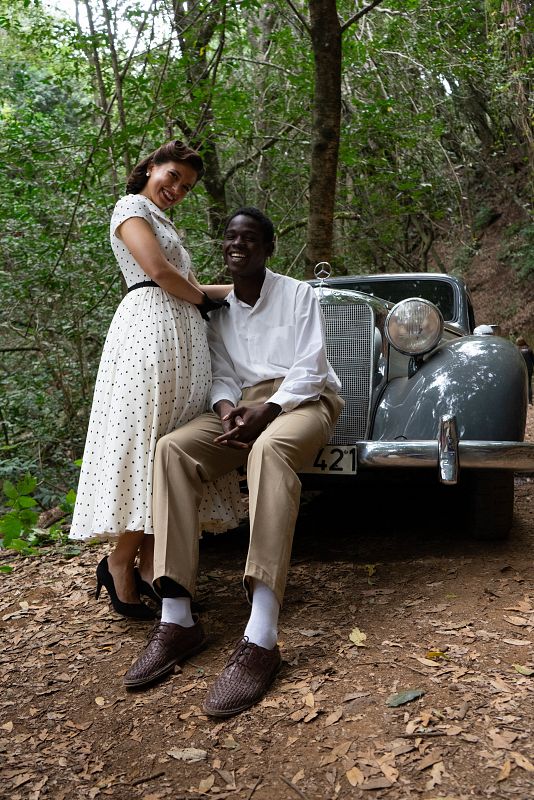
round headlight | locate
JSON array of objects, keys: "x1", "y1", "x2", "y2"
[{"x1": 385, "y1": 298, "x2": 443, "y2": 356}]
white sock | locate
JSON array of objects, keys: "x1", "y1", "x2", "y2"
[
  {"x1": 243, "y1": 579, "x2": 279, "y2": 650},
  {"x1": 161, "y1": 597, "x2": 195, "y2": 627}
]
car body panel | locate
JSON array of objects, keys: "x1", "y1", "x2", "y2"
[{"x1": 374, "y1": 336, "x2": 528, "y2": 442}]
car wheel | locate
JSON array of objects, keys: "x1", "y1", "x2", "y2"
[{"x1": 463, "y1": 470, "x2": 514, "y2": 541}]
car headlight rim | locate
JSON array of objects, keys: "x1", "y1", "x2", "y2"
[{"x1": 385, "y1": 297, "x2": 444, "y2": 356}]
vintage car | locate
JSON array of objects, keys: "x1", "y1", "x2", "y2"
[{"x1": 302, "y1": 267, "x2": 534, "y2": 539}]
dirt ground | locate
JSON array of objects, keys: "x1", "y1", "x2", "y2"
[{"x1": 1, "y1": 410, "x2": 533, "y2": 800}]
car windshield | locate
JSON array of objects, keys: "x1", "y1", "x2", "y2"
[{"x1": 327, "y1": 279, "x2": 456, "y2": 321}]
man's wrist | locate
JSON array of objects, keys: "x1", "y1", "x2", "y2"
[
  {"x1": 265, "y1": 402, "x2": 282, "y2": 420},
  {"x1": 214, "y1": 399, "x2": 235, "y2": 418}
]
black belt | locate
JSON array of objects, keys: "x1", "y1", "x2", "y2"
[{"x1": 127, "y1": 280, "x2": 159, "y2": 292}]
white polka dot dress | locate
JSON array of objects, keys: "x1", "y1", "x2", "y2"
[{"x1": 70, "y1": 194, "x2": 242, "y2": 540}]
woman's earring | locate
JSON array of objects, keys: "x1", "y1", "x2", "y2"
[{"x1": 146, "y1": 172, "x2": 151, "y2": 177}]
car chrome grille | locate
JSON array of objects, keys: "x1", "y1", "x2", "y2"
[{"x1": 321, "y1": 302, "x2": 374, "y2": 443}]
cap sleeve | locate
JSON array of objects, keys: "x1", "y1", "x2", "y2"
[{"x1": 111, "y1": 195, "x2": 153, "y2": 238}]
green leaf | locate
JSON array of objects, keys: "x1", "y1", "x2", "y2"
[
  {"x1": 19, "y1": 509, "x2": 39, "y2": 529},
  {"x1": 18, "y1": 495, "x2": 37, "y2": 508},
  {"x1": 16, "y1": 474, "x2": 37, "y2": 496},
  {"x1": 0, "y1": 565, "x2": 14, "y2": 573},
  {"x1": 61, "y1": 489, "x2": 76, "y2": 514},
  {"x1": 386, "y1": 688, "x2": 425, "y2": 707},
  {"x1": 0, "y1": 514, "x2": 24, "y2": 540},
  {"x1": 7, "y1": 537, "x2": 35, "y2": 554},
  {"x1": 3, "y1": 480, "x2": 18, "y2": 501}
]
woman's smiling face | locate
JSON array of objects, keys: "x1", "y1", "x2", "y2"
[{"x1": 140, "y1": 160, "x2": 198, "y2": 210}]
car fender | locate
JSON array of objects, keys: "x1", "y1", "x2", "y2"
[{"x1": 372, "y1": 337, "x2": 528, "y2": 441}]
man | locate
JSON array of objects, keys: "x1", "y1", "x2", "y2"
[{"x1": 124, "y1": 207, "x2": 343, "y2": 716}]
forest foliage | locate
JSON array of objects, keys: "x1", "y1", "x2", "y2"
[{"x1": 1, "y1": 0, "x2": 533, "y2": 504}]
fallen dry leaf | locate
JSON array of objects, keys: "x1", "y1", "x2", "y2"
[
  {"x1": 345, "y1": 766, "x2": 364, "y2": 787},
  {"x1": 304, "y1": 692, "x2": 314, "y2": 708},
  {"x1": 167, "y1": 747, "x2": 207, "y2": 763},
  {"x1": 324, "y1": 707, "x2": 343, "y2": 727},
  {"x1": 425, "y1": 650, "x2": 449, "y2": 661},
  {"x1": 297, "y1": 629, "x2": 325, "y2": 637},
  {"x1": 504, "y1": 601, "x2": 533, "y2": 613},
  {"x1": 349, "y1": 627, "x2": 367, "y2": 647},
  {"x1": 197, "y1": 775, "x2": 215, "y2": 793},
  {"x1": 503, "y1": 638, "x2": 532, "y2": 646},
  {"x1": 497, "y1": 759, "x2": 512, "y2": 781},
  {"x1": 426, "y1": 760, "x2": 445, "y2": 790},
  {"x1": 511, "y1": 751, "x2": 534, "y2": 772},
  {"x1": 417, "y1": 751, "x2": 443, "y2": 772},
  {"x1": 512, "y1": 664, "x2": 534, "y2": 676},
  {"x1": 412, "y1": 655, "x2": 442, "y2": 668},
  {"x1": 503, "y1": 615, "x2": 529, "y2": 627},
  {"x1": 488, "y1": 729, "x2": 518, "y2": 750},
  {"x1": 320, "y1": 740, "x2": 352, "y2": 766},
  {"x1": 221, "y1": 735, "x2": 240, "y2": 749},
  {"x1": 361, "y1": 776, "x2": 393, "y2": 790},
  {"x1": 378, "y1": 758, "x2": 398, "y2": 783},
  {"x1": 12, "y1": 774, "x2": 36, "y2": 788},
  {"x1": 386, "y1": 688, "x2": 425, "y2": 707},
  {"x1": 333, "y1": 740, "x2": 352, "y2": 758}
]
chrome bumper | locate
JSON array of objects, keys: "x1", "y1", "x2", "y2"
[
  {"x1": 357, "y1": 440, "x2": 534, "y2": 483},
  {"x1": 352, "y1": 415, "x2": 534, "y2": 485}
]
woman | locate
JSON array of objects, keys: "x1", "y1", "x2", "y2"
[{"x1": 70, "y1": 140, "x2": 242, "y2": 619}]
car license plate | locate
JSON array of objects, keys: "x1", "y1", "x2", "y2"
[{"x1": 303, "y1": 445, "x2": 357, "y2": 475}]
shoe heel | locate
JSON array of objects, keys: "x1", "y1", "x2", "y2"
[{"x1": 94, "y1": 555, "x2": 156, "y2": 621}]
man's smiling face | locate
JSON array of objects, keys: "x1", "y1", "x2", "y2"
[{"x1": 223, "y1": 215, "x2": 274, "y2": 279}]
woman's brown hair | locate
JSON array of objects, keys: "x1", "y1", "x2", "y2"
[{"x1": 126, "y1": 140, "x2": 204, "y2": 194}]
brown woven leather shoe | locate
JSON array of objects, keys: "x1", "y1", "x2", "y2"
[
  {"x1": 203, "y1": 637, "x2": 282, "y2": 717},
  {"x1": 124, "y1": 619, "x2": 207, "y2": 689}
]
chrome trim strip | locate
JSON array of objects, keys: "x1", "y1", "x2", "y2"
[
  {"x1": 438, "y1": 416, "x2": 459, "y2": 484},
  {"x1": 355, "y1": 441, "x2": 534, "y2": 471}
]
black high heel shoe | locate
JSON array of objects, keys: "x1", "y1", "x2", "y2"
[
  {"x1": 95, "y1": 557, "x2": 156, "y2": 620},
  {"x1": 134, "y1": 568, "x2": 161, "y2": 605}
]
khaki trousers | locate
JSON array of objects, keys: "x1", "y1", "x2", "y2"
[{"x1": 152, "y1": 380, "x2": 344, "y2": 605}]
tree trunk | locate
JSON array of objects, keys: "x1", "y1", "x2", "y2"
[{"x1": 305, "y1": 0, "x2": 342, "y2": 277}]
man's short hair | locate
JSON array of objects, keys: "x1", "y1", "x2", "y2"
[{"x1": 224, "y1": 207, "x2": 275, "y2": 244}]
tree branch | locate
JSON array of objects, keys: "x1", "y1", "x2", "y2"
[
  {"x1": 279, "y1": 211, "x2": 361, "y2": 238},
  {"x1": 222, "y1": 122, "x2": 297, "y2": 184},
  {"x1": 341, "y1": 0, "x2": 386, "y2": 33},
  {"x1": 0, "y1": 347, "x2": 42, "y2": 352},
  {"x1": 221, "y1": 55, "x2": 293, "y2": 75},
  {"x1": 282, "y1": 0, "x2": 310, "y2": 33}
]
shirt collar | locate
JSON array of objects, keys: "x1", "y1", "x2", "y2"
[
  {"x1": 229, "y1": 268, "x2": 276, "y2": 309},
  {"x1": 141, "y1": 195, "x2": 175, "y2": 225}
]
